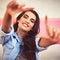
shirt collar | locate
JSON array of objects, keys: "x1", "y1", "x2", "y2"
[{"x1": 13, "y1": 32, "x2": 22, "y2": 43}]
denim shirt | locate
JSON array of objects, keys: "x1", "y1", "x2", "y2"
[{"x1": 0, "y1": 26, "x2": 47, "y2": 60}]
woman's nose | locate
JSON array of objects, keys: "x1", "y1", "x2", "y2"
[{"x1": 26, "y1": 19, "x2": 30, "y2": 23}]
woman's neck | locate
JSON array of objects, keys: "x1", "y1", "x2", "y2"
[{"x1": 16, "y1": 28, "x2": 27, "y2": 38}]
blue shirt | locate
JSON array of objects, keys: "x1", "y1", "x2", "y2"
[{"x1": 0, "y1": 26, "x2": 47, "y2": 60}]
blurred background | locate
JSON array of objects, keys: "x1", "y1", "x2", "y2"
[{"x1": 0, "y1": 0, "x2": 60, "y2": 60}]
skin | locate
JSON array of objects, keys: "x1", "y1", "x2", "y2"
[
  {"x1": 37, "y1": 16, "x2": 60, "y2": 47},
  {"x1": 2, "y1": 0, "x2": 33, "y2": 33},
  {"x1": 1, "y1": 0, "x2": 60, "y2": 47},
  {"x1": 16, "y1": 11, "x2": 36, "y2": 37},
  {"x1": 45, "y1": 16, "x2": 60, "y2": 43}
]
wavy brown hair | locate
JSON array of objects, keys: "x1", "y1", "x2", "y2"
[{"x1": 13, "y1": 10, "x2": 40, "y2": 60}]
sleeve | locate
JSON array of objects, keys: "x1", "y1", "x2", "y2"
[
  {"x1": 0, "y1": 26, "x2": 14, "y2": 44},
  {"x1": 35, "y1": 37, "x2": 48, "y2": 51}
]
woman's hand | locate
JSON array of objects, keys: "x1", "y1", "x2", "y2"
[
  {"x1": 36, "y1": 16, "x2": 60, "y2": 47},
  {"x1": 45, "y1": 16, "x2": 60, "y2": 43},
  {"x1": 7, "y1": 0, "x2": 33, "y2": 17},
  {"x1": 2, "y1": 0, "x2": 33, "y2": 33}
]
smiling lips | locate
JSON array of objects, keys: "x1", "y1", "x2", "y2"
[{"x1": 22, "y1": 23, "x2": 29, "y2": 27}]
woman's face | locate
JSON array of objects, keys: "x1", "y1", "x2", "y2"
[{"x1": 18, "y1": 11, "x2": 36, "y2": 32}]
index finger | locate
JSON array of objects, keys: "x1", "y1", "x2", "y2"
[
  {"x1": 23, "y1": 8, "x2": 34, "y2": 11},
  {"x1": 7, "y1": 0, "x2": 16, "y2": 8},
  {"x1": 45, "y1": 15, "x2": 48, "y2": 25}
]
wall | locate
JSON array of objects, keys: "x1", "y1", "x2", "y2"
[{"x1": 0, "y1": 0, "x2": 60, "y2": 18}]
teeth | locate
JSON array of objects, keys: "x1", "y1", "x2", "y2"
[{"x1": 23, "y1": 23, "x2": 28, "y2": 27}]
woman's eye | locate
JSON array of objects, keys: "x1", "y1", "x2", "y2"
[
  {"x1": 30, "y1": 19, "x2": 35, "y2": 23},
  {"x1": 23, "y1": 15, "x2": 28, "y2": 19}
]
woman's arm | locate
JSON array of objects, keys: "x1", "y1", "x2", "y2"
[
  {"x1": 2, "y1": 1, "x2": 17, "y2": 33},
  {"x1": 2, "y1": 0, "x2": 21, "y2": 33},
  {"x1": 2, "y1": 11, "x2": 11, "y2": 33},
  {"x1": 2, "y1": 0, "x2": 33, "y2": 33},
  {"x1": 0, "y1": 0, "x2": 33, "y2": 44},
  {"x1": 37, "y1": 16, "x2": 60, "y2": 47}
]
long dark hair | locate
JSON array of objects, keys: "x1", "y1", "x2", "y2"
[{"x1": 13, "y1": 10, "x2": 40, "y2": 60}]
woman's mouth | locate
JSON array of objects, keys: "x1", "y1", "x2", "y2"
[{"x1": 22, "y1": 23, "x2": 29, "y2": 27}]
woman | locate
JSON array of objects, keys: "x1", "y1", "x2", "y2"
[{"x1": 0, "y1": 0, "x2": 59, "y2": 60}]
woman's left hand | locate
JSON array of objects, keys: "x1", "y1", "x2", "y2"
[{"x1": 45, "y1": 16, "x2": 60, "y2": 43}]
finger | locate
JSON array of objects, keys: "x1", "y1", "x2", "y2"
[
  {"x1": 11, "y1": 4, "x2": 25, "y2": 11},
  {"x1": 45, "y1": 15, "x2": 48, "y2": 20},
  {"x1": 18, "y1": 4, "x2": 25, "y2": 9},
  {"x1": 8, "y1": 0, "x2": 19, "y2": 10},
  {"x1": 16, "y1": 7, "x2": 34, "y2": 13},
  {"x1": 45, "y1": 15, "x2": 48, "y2": 32},
  {"x1": 45, "y1": 15, "x2": 48, "y2": 25},
  {"x1": 48, "y1": 29, "x2": 53, "y2": 38},
  {"x1": 7, "y1": 1, "x2": 16, "y2": 8},
  {"x1": 14, "y1": 8, "x2": 33, "y2": 14},
  {"x1": 23, "y1": 8, "x2": 34, "y2": 11},
  {"x1": 51, "y1": 28, "x2": 57, "y2": 38},
  {"x1": 56, "y1": 32, "x2": 60, "y2": 39},
  {"x1": 45, "y1": 16, "x2": 51, "y2": 37}
]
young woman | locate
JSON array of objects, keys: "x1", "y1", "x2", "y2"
[{"x1": 0, "y1": 0, "x2": 59, "y2": 60}]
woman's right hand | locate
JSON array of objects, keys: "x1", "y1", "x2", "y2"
[
  {"x1": 6, "y1": 0, "x2": 24, "y2": 16},
  {"x1": 7, "y1": 0, "x2": 33, "y2": 17},
  {"x1": 2, "y1": 0, "x2": 33, "y2": 33}
]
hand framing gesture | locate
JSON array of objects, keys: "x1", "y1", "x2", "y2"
[
  {"x1": 45, "y1": 16, "x2": 60, "y2": 43},
  {"x1": 7, "y1": 0, "x2": 33, "y2": 16}
]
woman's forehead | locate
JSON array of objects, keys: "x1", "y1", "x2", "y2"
[{"x1": 23, "y1": 11, "x2": 36, "y2": 19}]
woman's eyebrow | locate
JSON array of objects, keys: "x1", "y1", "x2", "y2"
[
  {"x1": 31, "y1": 18, "x2": 36, "y2": 21},
  {"x1": 24, "y1": 14, "x2": 36, "y2": 21},
  {"x1": 24, "y1": 14, "x2": 29, "y2": 17}
]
